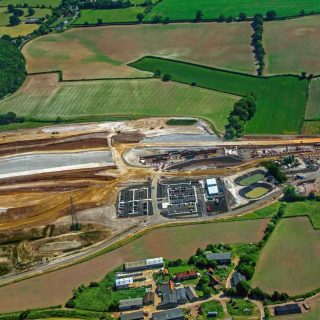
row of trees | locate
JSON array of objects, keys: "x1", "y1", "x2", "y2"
[
  {"x1": 79, "y1": 0, "x2": 132, "y2": 10},
  {"x1": 0, "y1": 39, "x2": 26, "y2": 100},
  {"x1": 251, "y1": 13, "x2": 265, "y2": 75},
  {"x1": 0, "y1": 112, "x2": 25, "y2": 126},
  {"x1": 224, "y1": 95, "x2": 257, "y2": 139}
]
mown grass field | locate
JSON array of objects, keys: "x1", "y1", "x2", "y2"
[
  {"x1": 239, "y1": 173, "x2": 265, "y2": 186},
  {"x1": 305, "y1": 77, "x2": 320, "y2": 120},
  {"x1": 264, "y1": 16, "x2": 320, "y2": 75},
  {"x1": 131, "y1": 57, "x2": 309, "y2": 134},
  {"x1": 75, "y1": 7, "x2": 145, "y2": 24},
  {"x1": 0, "y1": 0, "x2": 60, "y2": 7},
  {"x1": 252, "y1": 217, "x2": 320, "y2": 295},
  {"x1": 284, "y1": 201, "x2": 320, "y2": 229},
  {"x1": 0, "y1": 74, "x2": 239, "y2": 133},
  {"x1": 145, "y1": 0, "x2": 320, "y2": 21},
  {"x1": 245, "y1": 187, "x2": 269, "y2": 199},
  {"x1": 22, "y1": 22, "x2": 254, "y2": 79},
  {"x1": 0, "y1": 23, "x2": 37, "y2": 36},
  {"x1": 237, "y1": 202, "x2": 280, "y2": 220}
]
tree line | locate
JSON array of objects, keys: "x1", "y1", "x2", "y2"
[
  {"x1": 224, "y1": 95, "x2": 257, "y2": 139},
  {"x1": 0, "y1": 39, "x2": 26, "y2": 100},
  {"x1": 251, "y1": 13, "x2": 265, "y2": 75}
]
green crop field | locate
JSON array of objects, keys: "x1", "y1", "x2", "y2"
[
  {"x1": 252, "y1": 217, "x2": 320, "y2": 295},
  {"x1": 0, "y1": 74, "x2": 239, "y2": 133},
  {"x1": 264, "y1": 16, "x2": 320, "y2": 75},
  {"x1": 0, "y1": 0, "x2": 60, "y2": 7},
  {"x1": 239, "y1": 173, "x2": 265, "y2": 186},
  {"x1": 145, "y1": 0, "x2": 320, "y2": 21},
  {"x1": 131, "y1": 57, "x2": 309, "y2": 134},
  {"x1": 284, "y1": 201, "x2": 320, "y2": 229},
  {"x1": 305, "y1": 77, "x2": 320, "y2": 120},
  {"x1": 75, "y1": 7, "x2": 144, "y2": 24}
]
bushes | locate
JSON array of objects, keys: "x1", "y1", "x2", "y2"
[
  {"x1": 0, "y1": 112, "x2": 24, "y2": 126},
  {"x1": 263, "y1": 161, "x2": 287, "y2": 183},
  {"x1": 0, "y1": 39, "x2": 26, "y2": 100},
  {"x1": 224, "y1": 95, "x2": 257, "y2": 139}
]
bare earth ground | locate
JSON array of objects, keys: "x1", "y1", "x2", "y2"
[
  {"x1": 22, "y1": 22, "x2": 254, "y2": 79},
  {"x1": 264, "y1": 16, "x2": 320, "y2": 75},
  {"x1": 252, "y1": 217, "x2": 320, "y2": 295},
  {"x1": 0, "y1": 219, "x2": 268, "y2": 312}
]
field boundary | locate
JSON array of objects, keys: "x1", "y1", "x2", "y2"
[
  {"x1": 71, "y1": 12, "x2": 320, "y2": 27},
  {"x1": 129, "y1": 55, "x2": 306, "y2": 80}
]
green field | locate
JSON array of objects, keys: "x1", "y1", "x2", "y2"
[
  {"x1": 305, "y1": 77, "x2": 320, "y2": 120},
  {"x1": 284, "y1": 201, "x2": 320, "y2": 229},
  {"x1": 0, "y1": 7, "x2": 51, "y2": 26},
  {"x1": 245, "y1": 187, "x2": 269, "y2": 199},
  {"x1": 131, "y1": 57, "x2": 309, "y2": 134},
  {"x1": 0, "y1": 75, "x2": 239, "y2": 133},
  {"x1": 0, "y1": 0, "x2": 60, "y2": 7},
  {"x1": 252, "y1": 217, "x2": 320, "y2": 295},
  {"x1": 239, "y1": 173, "x2": 265, "y2": 186},
  {"x1": 145, "y1": 0, "x2": 320, "y2": 21},
  {"x1": 75, "y1": 7, "x2": 144, "y2": 24},
  {"x1": 237, "y1": 202, "x2": 281, "y2": 220}
]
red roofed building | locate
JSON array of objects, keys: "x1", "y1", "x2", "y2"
[{"x1": 174, "y1": 270, "x2": 198, "y2": 282}]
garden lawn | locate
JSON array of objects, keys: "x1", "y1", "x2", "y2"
[
  {"x1": 131, "y1": 57, "x2": 309, "y2": 134},
  {"x1": 145, "y1": 0, "x2": 320, "y2": 21},
  {"x1": 71, "y1": 272, "x2": 145, "y2": 311},
  {"x1": 252, "y1": 217, "x2": 320, "y2": 295},
  {"x1": 168, "y1": 265, "x2": 192, "y2": 277},
  {"x1": 227, "y1": 299, "x2": 257, "y2": 317},
  {"x1": 0, "y1": 74, "x2": 239, "y2": 133},
  {"x1": 305, "y1": 77, "x2": 320, "y2": 120},
  {"x1": 75, "y1": 7, "x2": 144, "y2": 24},
  {"x1": 284, "y1": 201, "x2": 320, "y2": 229},
  {"x1": 198, "y1": 300, "x2": 224, "y2": 319}
]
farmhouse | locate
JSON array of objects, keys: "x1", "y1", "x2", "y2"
[
  {"x1": 185, "y1": 286, "x2": 198, "y2": 301},
  {"x1": 25, "y1": 18, "x2": 40, "y2": 24},
  {"x1": 143, "y1": 291, "x2": 155, "y2": 305},
  {"x1": 274, "y1": 303, "x2": 302, "y2": 316},
  {"x1": 120, "y1": 311, "x2": 144, "y2": 320},
  {"x1": 152, "y1": 308, "x2": 184, "y2": 320},
  {"x1": 125, "y1": 257, "x2": 164, "y2": 272},
  {"x1": 231, "y1": 272, "x2": 246, "y2": 287},
  {"x1": 205, "y1": 252, "x2": 232, "y2": 265},
  {"x1": 115, "y1": 277, "x2": 134, "y2": 289},
  {"x1": 119, "y1": 298, "x2": 143, "y2": 311},
  {"x1": 174, "y1": 270, "x2": 198, "y2": 282},
  {"x1": 157, "y1": 281, "x2": 187, "y2": 308}
]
